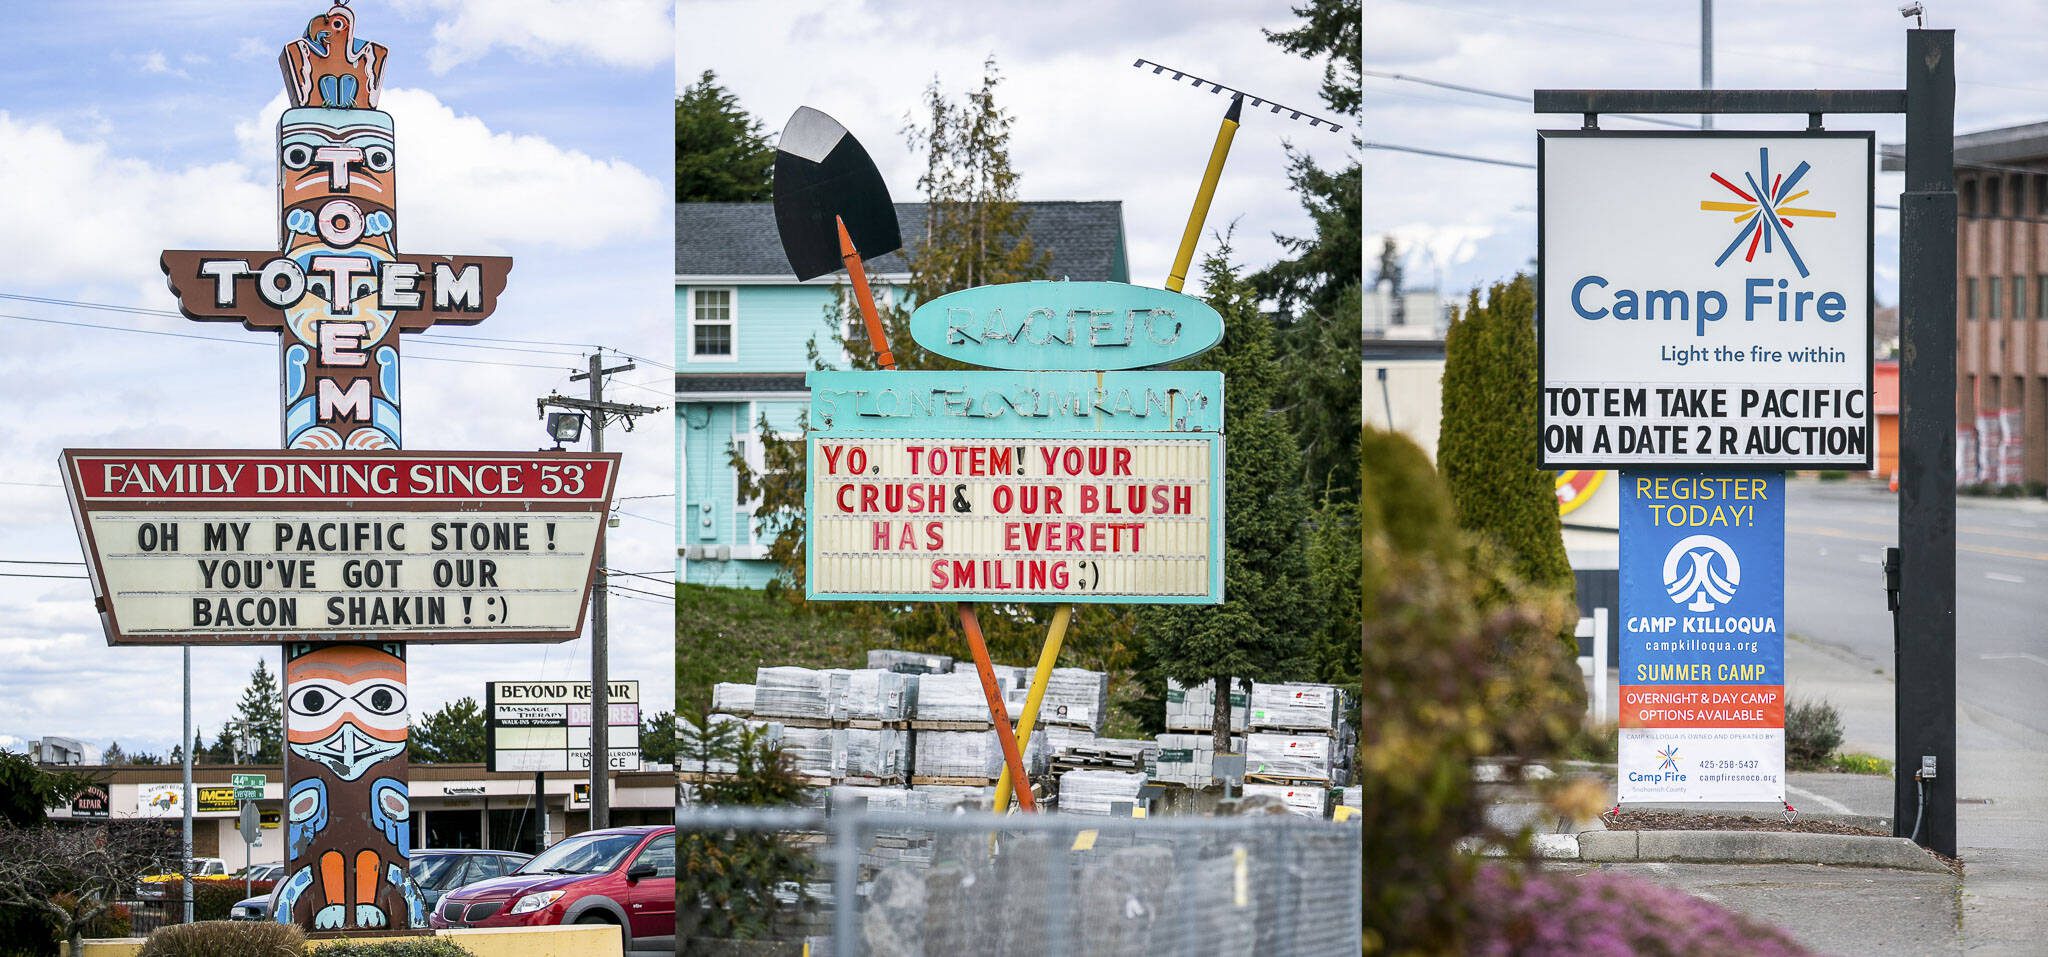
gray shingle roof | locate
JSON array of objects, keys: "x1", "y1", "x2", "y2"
[{"x1": 676, "y1": 201, "x2": 1129, "y2": 282}]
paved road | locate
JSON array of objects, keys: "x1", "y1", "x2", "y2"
[{"x1": 1783, "y1": 479, "x2": 2048, "y2": 742}]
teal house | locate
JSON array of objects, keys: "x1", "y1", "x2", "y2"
[{"x1": 677, "y1": 201, "x2": 1131, "y2": 587}]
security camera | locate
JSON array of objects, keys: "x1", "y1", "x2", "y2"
[{"x1": 1899, "y1": 3, "x2": 1924, "y2": 25}]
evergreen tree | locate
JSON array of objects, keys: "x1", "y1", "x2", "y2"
[
  {"x1": 1256, "y1": 0, "x2": 1362, "y2": 500},
  {"x1": 640, "y1": 711, "x2": 677, "y2": 766},
  {"x1": 1437, "y1": 276, "x2": 1579, "y2": 664},
  {"x1": 410, "y1": 698, "x2": 486, "y2": 764},
  {"x1": 232, "y1": 659, "x2": 284, "y2": 764},
  {"x1": 676, "y1": 70, "x2": 775, "y2": 202},
  {"x1": 100, "y1": 742, "x2": 126, "y2": 766},
  {"x1": 1137, "y1": 244, "x2": 1316, "y2": 749}
]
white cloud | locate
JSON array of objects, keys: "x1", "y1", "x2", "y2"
[
  {"x1": 0, "y1": 89, "x2": 661, "y2": 297},
  {"x1": 397, "y1": 0, "x2": 673, "y2": 74},
  {"x1": 138, "y1": 51, "x2": 188, "y2": 78}
]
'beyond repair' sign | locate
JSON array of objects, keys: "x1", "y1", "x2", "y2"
[
  {"x1": 62, "y1": 450, "x2": 617, "y2": 645},
  {"x1": 1617, "y1": 471, "x2": 1785, "y2": 804},
  {"x1": 1539, "y1": 132, "x2": 1873, "y2": 469}
]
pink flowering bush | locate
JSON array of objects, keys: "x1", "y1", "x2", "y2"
[{"x1": 1466, "y1": 864, "x2": 1815, "y2": 957}]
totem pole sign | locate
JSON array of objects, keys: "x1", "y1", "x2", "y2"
[{"x1": 57, "y1": 4, "x2": 609, "y2": 933}]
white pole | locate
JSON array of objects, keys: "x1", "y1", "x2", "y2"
[
  {"x1": 1594, "y1": 607, "x2": 1611, "y2": 723},
  {"x1": 181, "y1": 645, "x2": 194, "y2": 924}
]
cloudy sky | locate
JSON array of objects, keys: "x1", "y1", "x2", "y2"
[
  {"x1": 1368, "y1": 0, "x2": 2048, "y2": 305},
  {"x1": 0, "y1": 0, "x2": 675, "y2": 759},
  {"x1": 679, "y1": 0, "x2": 1354, "y2": 294}
]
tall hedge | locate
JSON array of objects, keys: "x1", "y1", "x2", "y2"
[{"x1": 1436, "y1": 275, "x2": 1574, "y2": 598}]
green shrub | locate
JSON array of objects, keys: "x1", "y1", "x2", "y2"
[
  {"x1": 1832, "y1": 752, "x2": 1894, "y2": 776},
  {"x1": 160, "y1": 879, "x2": 273, "y2": 922},
  {"x1": 1816, "y1": 470, "x2": 1848, "y2": 481},
  {"x1": 138, "y1": 920, "x2": 301, "y2": 957},
  {"x1": 2025, "y1": 480, "x2": 2047, "y2": 499},
  {"x1": 1997, "y1": 483, "x2": 2023, "y2": 498},
  {"x1": 1785, "y1": 698, "x2": 1845, "y2": 770},
  {"x1": 315, "y1": 939, "x2": 474, "y2": 956},
  {"x1": 680, "y1": 720, "x2": 817, "y2": 952},
  {"x1": 1361, "y1": 426, "x2": 1587, "y2": 955}
]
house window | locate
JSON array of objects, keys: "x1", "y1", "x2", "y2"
[
  {"x1": 1986, "y1": 176, "x2": 2004, "y2": 218},
  {"x1": 2039, "y1": 276, "x2": 2047, "y2": 319},
  {"x1": 2014, "y1": 276, "x2": 2026, "y2": 322},
  {"x1": 1990, "y1": 278, "x2": 2003, "y2": 320},
  {"x1": 1967, "y1": 278, "x2": 1978, "y2": 319},
  {"x1": 690, "y1": 288, "x2": 736, "y2": 359}
]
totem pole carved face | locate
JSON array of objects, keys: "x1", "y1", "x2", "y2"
[
  {"x1": 285, "y1": 644, "x2": 408, "y2": 780},
  {"x1": 278, "y1": 106, "x2": 402, "y2": 451}
]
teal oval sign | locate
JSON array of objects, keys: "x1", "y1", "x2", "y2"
[{"x1": 908, "y1": 281, "x2": 1224, "y2": 371}]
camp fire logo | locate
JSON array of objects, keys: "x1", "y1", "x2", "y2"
[
  {"x1": 1700, "y1": 147, "x2": 1836, "y2": 279},
  {"x1": 1663, "y1": 533, "x2": 1741, "y2": 612},
  {"x1": 1657, "y1": 746, "x2": 1682, "y2": 772}
]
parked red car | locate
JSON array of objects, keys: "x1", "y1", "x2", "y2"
[{"x1": 427, "y1": 825, "x2": 673, "y2": 953}]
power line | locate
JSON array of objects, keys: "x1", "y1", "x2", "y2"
[
  {"x1": 0, "y1": 559, "x2": 85, "y2": 566},
  {"x1": 608, "y1": 582, "x2": 674, "y2": 602},
  {"x1": 0, "y1": 312, "x2": 573, "y2": 372},
  {"x1": 0, "y1": 572, "x2": 88, "y2": 580},
  {"x1": 1366, "y1": 141, "x2": 1533, "y2": 169},
  {"x1": 617, "y1": 509, "x2": 675, "y2": 528},
  {"x1": 605, "y1": 568, "x2": 676, "y2": 587},
  {"x1": 1365, "y1": 69, "x2": 1697, "y2": 129}
]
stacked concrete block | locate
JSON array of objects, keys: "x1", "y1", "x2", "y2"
[
  {"x1": 843, "y1": 727, "x2": 910, "y2": 782},
  {"x1": 754, "y1": 666, "x2": 842, "y2": 722},
  {"x1": 677, "y1": 713, "x2": 761, "y2": 776},
  {"x1": 1057, "y1": 769, "x2": 1147, "y2": 815},
  {"x1": 1245, "y1": 732, "x2": 1337, "y2": 783},
  {"x1": 1246, "y1": 682, "x2": 1341, "y2": 732},
  {"x1": 1165, "y1": 677, "x2": 1247, "y2": 733},
  {"x1": 710, "y1": 682, "x2": 755, "y2": 716},
  {"x1": 1240, "y1": 782, "x2": 1330, "y2": 817},
  {"x1": 912, "y1": 672, "x2": 1000, "y2": 724},
  {"x1": 769, "y1": 723, "x2": 844, "y2": 780},
  {"x1": 912, "y1": 729, "x2": 1044, "y2": 781},
  {"x1": 867, "y1": 648, "x2": 954, "y2": 675},
  {"x1": 1150, "y1": 732, "x2": 1244, "y2": 786},
  {"x1": 1037, "y1": 668, "x2": 1110, "y2": 732},
  {"x1": 842, "y1": 669, "x2": 913, "y2": 723}
]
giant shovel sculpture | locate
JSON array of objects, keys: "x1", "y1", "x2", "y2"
[{"x1": 772, "y1": 106, "x2": 1036, "y2": 810}]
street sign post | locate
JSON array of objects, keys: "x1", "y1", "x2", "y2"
[
  {"x1": 1534, "y1": 28, "x2": 1958, "y2": 854},
  {"x1": 240, "y1": 802, "x2": 262, "y2": 901},
  {"x1": 233, "y1": 773, "x2": 267, "y2": 801}
]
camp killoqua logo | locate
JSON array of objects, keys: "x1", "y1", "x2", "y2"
[
  {"x1": 1663, "y1": 533, "x2": 1740, "y2": 612},
  {"x1": 1699, "y1": 147, "x2": 1837, "y2": 278}
]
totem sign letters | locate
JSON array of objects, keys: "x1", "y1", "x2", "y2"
[{"x1": 61, "y1": 4, "x2": 602, "y2": 934}]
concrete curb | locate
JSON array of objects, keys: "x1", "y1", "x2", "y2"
[{"x1": 1577, "y1": 829, "x2": 1950, "y2": 873}]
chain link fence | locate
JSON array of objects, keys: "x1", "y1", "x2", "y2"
[{"x1": 677, "y1": 796, "x2": 1361, "y2": 956}]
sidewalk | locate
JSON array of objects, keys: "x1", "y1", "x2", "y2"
[{"x1": 1560, "y1": 636, "x2": 2048, "y2": 955}]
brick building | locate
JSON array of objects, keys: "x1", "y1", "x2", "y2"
[{"x1": 1891, "y1": 121, "x2": 2048, "y2": 486}]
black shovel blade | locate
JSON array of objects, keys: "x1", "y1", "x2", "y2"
[{"x1": 773, "y1": 106, "x2": 902, "y2": 281}]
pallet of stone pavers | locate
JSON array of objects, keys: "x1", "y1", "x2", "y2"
[
  {"x1": 909, "y1": 719, "x2": 992, "y2": 731},
  {"x1": 910, "y1": 775, "x2": 999, "y2": 787},
  {"x1": 1051, "y1": 747, "x2": 1146, "y2": 772},
  {"x1": 759, "y1": 715, "x2": 836, "y2": 729},
  {"x1": 1243, "y1": 772, "x2": 1331, "y2": 786},
  {"x1": 845, "y1": 718, "x2": 911, "y2": 730},
  {"x1": 839, "y1": 775, "x2": 907, "y2": 787}
]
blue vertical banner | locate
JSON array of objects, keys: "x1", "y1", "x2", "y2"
[{"x1": 1618, "y1": 471, "x2": 1786, "y2": 803}]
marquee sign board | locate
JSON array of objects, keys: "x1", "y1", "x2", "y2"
[
  {"x1": 62, "y1": 450, "x2": 618, "y2": 645},
  {"x1": 1538, "y1": 131, "x2": 1874, "y2": 469},
  {"x1": 1618, "y1": 471, "x2": 1786, "y2": 803},
  {"x1": 805, "y1": 369, "x2": 1224, "y2": 603},
  {"x1": 485, "y1": 680, "x2": 642, "y2": 773},
  {"x1": 907, "y1": 281, "x2": 1226, "y2": 370}
]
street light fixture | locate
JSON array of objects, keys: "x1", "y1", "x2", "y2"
[{"x1": 545, "y1": 412, "x2": 585, "y2": 450}]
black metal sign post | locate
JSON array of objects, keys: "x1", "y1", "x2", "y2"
[{"x1": 1536, "y1": 29, "x2": 1957, "y2": 856}]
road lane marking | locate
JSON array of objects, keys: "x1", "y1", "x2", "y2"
[
  {"x1": 1981, "y1": 653, "x2": 2048, "y2": 669},
  {"x1": 1786, "y1": 783, "x2": 1855, "y2": 815},
  {"x1": 1790, "y1": 524, "x2": 2048, "y2": 563},
  {"x1": 1986, "y1": 572, "x2": 2025, "y2": 584}
]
